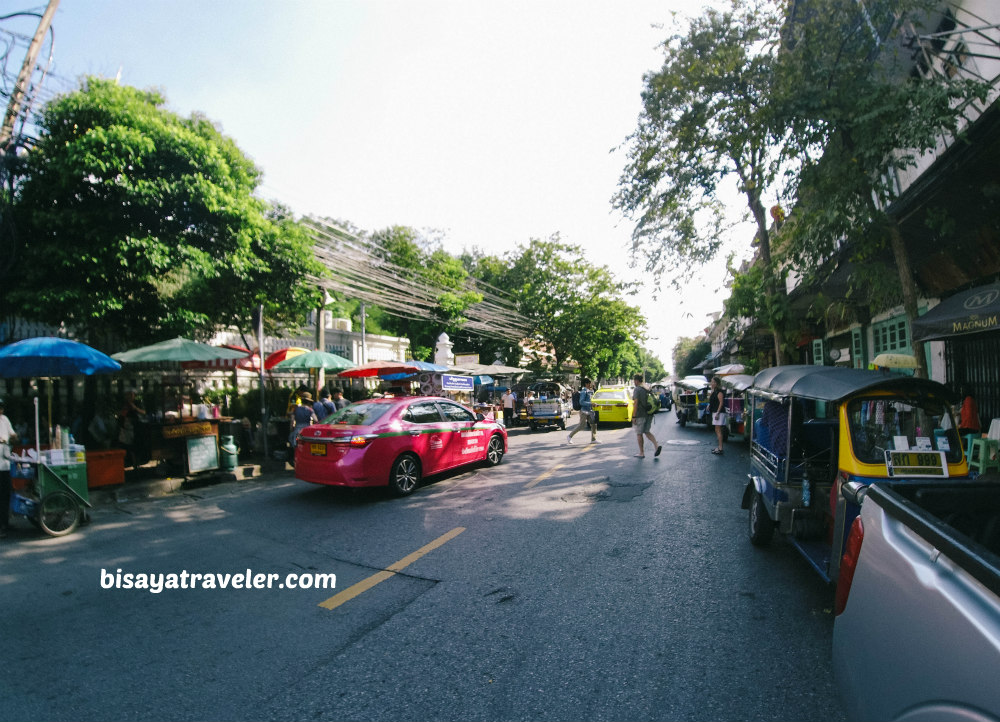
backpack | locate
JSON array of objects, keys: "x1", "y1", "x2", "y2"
[
  {"x1": 572, "y1": 390, "x2": 581, "y2": 411},
  {"x1": 647, "y1": 391, "x2": 660, "y2": 415}
]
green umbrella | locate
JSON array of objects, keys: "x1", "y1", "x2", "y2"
[
  {"x1": 112, "y1": 337, "x2": 251, "y2": 363},
  {"x1": 272, "y1": 349, "x2": 354, "y2": 372}
]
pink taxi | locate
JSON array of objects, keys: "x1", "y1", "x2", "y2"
[{"x1": 293, "y1": 396, "x2": 508, "y2": 496}]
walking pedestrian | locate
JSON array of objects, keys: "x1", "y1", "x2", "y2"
[
  {"x1": 501, "y1": 387, "x2": 516, "y2": 427},
  {"x1": 632, "y1": 374, "x2": 661, "y2": 458},
  {"x1": 709, "y1": 375, "x2": 726, "y2": 454},
  {"x1": 0, "y1": 399, "x2": 14, "y2": 538},
  {"x1": 567, "y1": 378, "x2": 598, "y2": 444}
]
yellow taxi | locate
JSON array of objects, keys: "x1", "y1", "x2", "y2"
[{"x1": 591, "y1": 385, "x2": 634, "y2": 425}]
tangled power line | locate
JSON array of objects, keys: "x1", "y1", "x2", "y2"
[{"x1": 303, "y1": 218, "x2": 534, "y2": 342}]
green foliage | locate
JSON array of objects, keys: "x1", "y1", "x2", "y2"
[
  {"x1": 615, "y1": 0, "x2": 786, "y2": 286},
  {"x1": 503, "y1": 235, "x2": 646, "y2": 379},
  {"x1": 367, "y1": 225, "x2": 483, "y2": 354},
  {"x1": 673, "y1": 336, "x2": 712, "y2": 378},
  {"x1": 8, "y1": 77, "x2": 322, "y2": 346},
  {"x1": 776, "y1": 0, "x2": 992, "y2": 289}
]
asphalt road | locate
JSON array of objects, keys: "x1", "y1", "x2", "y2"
[{"x1": 0, "y1": 412, "x2": 846, "y2": 722}]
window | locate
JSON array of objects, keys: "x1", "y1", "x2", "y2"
[
  {"x1": 872, "y1": 316, "x2": 910, "y2": 355},
  {"x1": 851, "y1": 327, "x2": 867, "y2": 369},
  {"x1": 438, "y1": 402, "x2": 475, "y2": 423},
  {"x1": 405, "y1": 402, "x2": 443, "y2": 424}
]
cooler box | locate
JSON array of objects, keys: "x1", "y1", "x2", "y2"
[{"x1": 86, "y1": 449, "x2": 126, "y2": 488}]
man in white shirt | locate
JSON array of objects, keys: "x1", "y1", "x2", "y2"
[
  {"x1": 501, "y1": 389, "x2": 516, "y2": 427},
  {"x1": 0, "y1": 399, "x2": 16, "y2": 538}
]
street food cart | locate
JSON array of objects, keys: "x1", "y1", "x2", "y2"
[{"x1": 10, "y1": 442, "x2": 92, "y2": 537}]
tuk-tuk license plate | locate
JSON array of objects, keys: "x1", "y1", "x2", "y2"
[
  {"x1": 885, "y1": 450, "x2": 947, "y2": 477},
  {"x1": 310, "y1": 443, "x2": 327, "y2": 456}
]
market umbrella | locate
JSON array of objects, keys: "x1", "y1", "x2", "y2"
[
  {"x1": 181, "y1": 344, "x2": 257, "y2": 370},
  {"x1": 0, "y1": 337, "x2": 121, "y2": 378},
  {"x1": 911, "y1": 282, "x2": 1000, "y2": 341},
  {"x1": 272, "y1": 349, "x2": 354, "y2": 372},
  {"x1": 450, "y1": 362, "x2": 526, "y2": 376},
  {"x1": 112, "y1": 337, "x2": 250, "y2": 364},
  {"x1": 337, "y1": 360, "x2": 447, "y2": 379},
  {"x1": 871, "y1": 352, "x2": 920, "y2": 369},
  {"x1": 0, "y1": 337, "x2": 121, "y2": 454},
  {"x1": 263, "y1": 346, "x2": 310, "y2": 371}
]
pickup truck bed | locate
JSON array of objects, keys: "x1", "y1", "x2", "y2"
[{"x1": 833, "y1": 481, "x2": 1000, "y2": 721}]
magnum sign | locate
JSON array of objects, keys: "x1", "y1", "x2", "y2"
[{"x1": 912, "y1": 283, "x2": 1000, "y2": 341}]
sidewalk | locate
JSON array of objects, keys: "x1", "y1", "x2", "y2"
[{"x1": 87, "y1": 455, "x2": 293, "y2": 507}]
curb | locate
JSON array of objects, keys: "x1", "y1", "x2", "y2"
[{"x1": 88, "y1": 459, "x2": 293, "y2": 507}]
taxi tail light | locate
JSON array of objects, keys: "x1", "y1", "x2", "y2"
[
  {"x1": 349, "y1": 435, "x2": 371, "y2": 447},
  {"x1": 834, "y1": 515, "x2": 864, "y2": 616}
]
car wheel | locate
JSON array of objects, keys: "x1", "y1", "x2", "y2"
[
  {"x1": 388, "y1": 454, "x2": 421, "y2": 496},
  {"x1": 749, "y1": 489, "x2": 775, "y2": 546},
  {"x1": 484, "y1": 435, "x2": 505, "y2": 466}
]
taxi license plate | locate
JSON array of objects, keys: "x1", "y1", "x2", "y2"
[{"x1": 310, "y1": 443, "x2": 327, "y2": 456}]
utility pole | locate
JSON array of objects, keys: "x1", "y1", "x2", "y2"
[
  {"x1": 256, "y1": 303, "x2": 267, "y2": 458},
  {"x1": 0, "y1": 0, "x2": 60, "y2": 150}
]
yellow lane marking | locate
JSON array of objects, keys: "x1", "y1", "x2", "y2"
[
  {"x1": 318, "y1": 526, "x2": 466, "y2": 610},
  {"x1": 523, "y1": 444, "x2": 595, "y2": 489}
]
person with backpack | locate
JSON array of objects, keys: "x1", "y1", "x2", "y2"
[
  {"x1": 632, "y1": 374, "x2": 662, "y2": 458},
  {"x1": 567, "y1": 378, "x2": 597, "y2": 444}
]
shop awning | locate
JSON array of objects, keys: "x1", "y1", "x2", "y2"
[{"x1": 911, "y1": 282, "x2": 1000, "y2": 341}]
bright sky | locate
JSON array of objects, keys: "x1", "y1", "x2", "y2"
[{"x1": 35, "y1": 0, "x2": 748, "y2": 373}]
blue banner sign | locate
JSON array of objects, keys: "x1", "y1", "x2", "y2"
[{"x1": 441, "y1": 374, "x2": 474, "y2": 392}]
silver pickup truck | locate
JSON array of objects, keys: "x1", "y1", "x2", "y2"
[{"x1": 833, "y1": 480, "x2": 1000, "y2": 721}]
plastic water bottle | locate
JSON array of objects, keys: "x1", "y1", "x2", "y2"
[{"x1": 802, "y1": 473, "x2": 811, "y2": 508}]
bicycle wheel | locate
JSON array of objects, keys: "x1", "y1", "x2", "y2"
[{"x1": 37, "y1": 491, "x2": 81, "y2": 537}]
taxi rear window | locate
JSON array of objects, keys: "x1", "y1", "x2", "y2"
[
  {"x1": 594, "y1": 391, "x2": 623, "y2": 400},
  {"x1": 327, "y1": 404, "x2": 391, "y2": 427}
]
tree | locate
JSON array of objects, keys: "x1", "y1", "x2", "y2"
[
  {"x1": 504, "y1": 236, "x2": 647, "y2": 379},
  {"x1": 9, "y1": 77, "x2": 322, "y2": 347},
  {"x1": 775, "y1": 0, "x2": 992, "y2": 377},
  {"x1": 673, "y1": 336, "x2": 711, "y2": 378},
  {"x1": 615, "y1": 0, "x2": 792, "y2": 364},
  {"x1": 368, "y1": 225, "x2": 482, "y2": 359}
]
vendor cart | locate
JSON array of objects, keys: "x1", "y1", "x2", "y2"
[{"x1": 10, "y1": 449, "x2": 92, "y2": 537}]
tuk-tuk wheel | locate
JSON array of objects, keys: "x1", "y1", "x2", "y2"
[
  {"x1": 37, "y1": 491, "x2": 81, "y2": 537},
  {"x1": 748, "y1": 490, "x2": 775, "y2": 547}
]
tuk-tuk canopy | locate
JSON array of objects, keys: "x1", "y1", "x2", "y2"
[
  {"x1": 750, "y1": 365, "x2": 957, "y2": 403},
  {"x1": 719, "y1": 374, "x2": 754, "y2": 393}
]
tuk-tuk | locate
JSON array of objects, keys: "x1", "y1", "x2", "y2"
[
  {"x1": 718, "y1": 373, "x2": 754, "y2": 441},
  {"x1": 519, "y1": 380, "x2": 572, "y2": 430},
  {"x1": 650, "y1": 383, "x2": 673, "y2": 412},
  {"x1": 526, "y1": 397, "x2": 572, "y2": 430},
  {"x1": 741, "y1": 365, "x2": 968, "y2": 583},
  {"x1": 672, "y1": 375, "x2": 710, "y2": 427}
]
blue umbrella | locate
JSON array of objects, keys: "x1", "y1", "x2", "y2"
[
  {"x1": 0, "y1": 337, "x2": 121, "y2": 452},
  {"x1": 0, "y1": 337, "x2": 121, "y2": 378}
]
